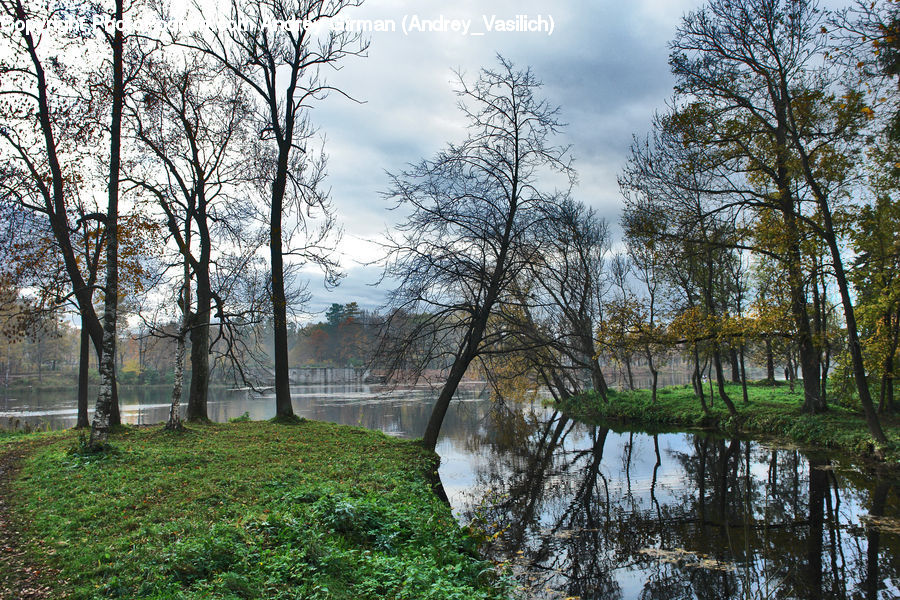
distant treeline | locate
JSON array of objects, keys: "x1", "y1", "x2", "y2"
[{"x1": 0, "y1": 300, "x2": 382, "y2": 388}]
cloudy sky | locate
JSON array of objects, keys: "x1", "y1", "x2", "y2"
[{"x1": 300, "y1": 0, "x2": 703, "y2": 316}]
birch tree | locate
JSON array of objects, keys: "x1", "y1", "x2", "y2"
[{"x1": 89, "y1": 0, "x2": 128, "y2": 448}]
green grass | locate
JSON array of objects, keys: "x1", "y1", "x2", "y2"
[
  {"x1": 558, "y1": 381, "x2": 900, "y2": 462},
  {"x1": 7, "y1": 421, "x2": 510, "y2": 599},
  {"x1": 1, "y1": 427, "x2": 69, "y2": 448}
]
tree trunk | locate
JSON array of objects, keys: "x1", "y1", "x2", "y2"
[
  {"x1": 91, "y1": 318, "x2": 118, "y2": 447},
  {"x1": 186, "y1": 308, "x2": 210, "y2": 421},
  {"x1": 186, "y1": 272, "x2": 211, "y2": 422},
  {"x1": 591, "y1": 363, "x2": 609, "y2": 400},
  {"x1": 793, "y1": 286, "x2": 823, "y2": 413},
  {"x1": 624, "y1": 355, "x2": 635, "y2": 390},
  {"x1": 586, "y1": 339, "x2": 609, "y2": 401},
  {"x1": 813, "y1": 270, "x2": 830, "y2": 410},
  {"x1": 76, "y1": 322, "x2": 90, "y2": 428},
  {"x1": 729, "y1": 346, "x2": 740, "y2": 383},
  {"x1": 765, "y1": 338, "x2": 775, "y2": 384},
  {"x1": 89, "y1": 0, "x2": 124, "y2": 449},
  {"x1": 423, "y1": 344, "x2": 478, "y2": 451},
  {"x1": 86, "y1": 343, "x2": 119, "y2": 427},
  {"x1": 270, "y1": 142, "x2": 295, "y2": 421},
  {"x1": 168, "y1": 260, "x2": 191, "y2": 430},
  {"x1": 167, "y1": 323, "x2": 187, "y2": 431},
  {"x1": 739, "y1": 345, "x2": 749, "y2": 405},
  {"x1": 787, "y1": 354, "x2": 796, "y2": 392},
  {"x1": 693, "y1": 344, "x2": 708, "y2": 413},
  {"x1": 713, "y1": 344, "x2": 737, "y2": 416},
  {"x1": 271, "y1": 249, "x2": 293, "y2": 420},
  {"x1": 646, "y1": 348, "x2": 658, "y2": 403}
]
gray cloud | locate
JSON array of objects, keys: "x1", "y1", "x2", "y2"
[
  {"x1": 302, "y1": 264, "x2": 391, "y2": 318},
  {"x1": 300, "y1": 0, "x2": 703, "y2": 314}
]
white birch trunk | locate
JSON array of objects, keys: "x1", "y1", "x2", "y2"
[
  {"x1": 167, "y1": 322, "x2": 187, "y2": 430},
  {"x1": 168, "y1": 229, "x2": 191, "y2": 430},
  {"x1": 89, "y1": 313, "x2": 117, "y2": 447}
]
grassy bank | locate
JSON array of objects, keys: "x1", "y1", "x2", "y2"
[
  {"x1": 4, "y1": 421, "x2": 509, "y2": 599},
  {"x1": 558, "y1": 382, "x2": 900, "y2": 462}
]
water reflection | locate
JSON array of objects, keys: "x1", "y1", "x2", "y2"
[
  {"x1": 2, "y1": 386, "x2": 898, "y2": 598},
  {"x1": 0, "y1": 383, "x2": 489, "y2": 433},
  {"x1": 455, "y1": 405, "x2": 900, "y2": 600}
]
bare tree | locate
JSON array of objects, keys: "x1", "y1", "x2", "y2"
[
  {"x1": 187, "y1": 0, "x2": 360, "y2": 421},
  {"x1": 380, "y1": 57, "x2": 575, "y2": 451},
  {"x1": 0, "y1": 0, "x2": 138, "y2": 437},
  {"x1": 127, "y1": 46, "x2": 255, "y2": 425},
  {"x1": 90, "y1": 0, "x2": 129, "y2": 447},
  {"x1": 507, "y1": 198, "x2": 612, "y2": 401}
]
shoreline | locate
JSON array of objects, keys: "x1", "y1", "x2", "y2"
[{"x1": 556, "y1": 382, "x2": 900, "y2": 468}]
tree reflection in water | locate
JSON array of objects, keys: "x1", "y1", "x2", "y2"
[{"x1": 456, "y1": 405, "x2": 900, "y2": 600}]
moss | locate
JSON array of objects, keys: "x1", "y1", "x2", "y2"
[
  {"x1": 558, "y1": 382, "x2": 900, "y2": 464},
  {"x1": 6, "y1": 421, "x2": 511, "y2": 599}
]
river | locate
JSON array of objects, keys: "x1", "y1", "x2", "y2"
[{"x1": 1, "y1": 383, "x2": 898, "y2": 599}]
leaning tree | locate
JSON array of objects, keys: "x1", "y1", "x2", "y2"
[{"x1": 380, "y1": 56, "x2": 575, "y2": 451}]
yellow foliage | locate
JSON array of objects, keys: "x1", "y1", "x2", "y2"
[{"x1": 121, "y1": 357, "x2": 142, "y2": 375}]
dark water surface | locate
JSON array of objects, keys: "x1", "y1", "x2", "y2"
[{"x1": 2, "y1": 384, "x2": 898, "y2": 599}]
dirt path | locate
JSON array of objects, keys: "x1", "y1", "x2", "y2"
[{"x1": 0, "y1": 445, "x2": 53, "y2": 600}]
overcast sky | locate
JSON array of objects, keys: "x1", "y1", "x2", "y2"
[{"x1": 299, "y1": 0, "x2": 703, "y2": 317}]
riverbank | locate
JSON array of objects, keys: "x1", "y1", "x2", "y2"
[
  {"x1": 0, "y1": 422, "x2": 509, "y2": 600},
  {"x1": 557, "y1": 382, "x2": 900, "y2": 464}
]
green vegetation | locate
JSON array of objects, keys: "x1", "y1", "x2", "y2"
[
  {"x1": 0, "y1": 429, "x2": 22, "y2": 443},
  {"x1": 228, "y1": 412, "x2": 252, "y2": 423},
  {"x1": 6, "y1": 421, "x2": 509, "y2": 599},
  {"x1": 558, "y1": 382, "x2": 900, "y2": 462}
]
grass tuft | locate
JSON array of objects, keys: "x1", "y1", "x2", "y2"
[{"x1": 269, "y1": 414, "x2": 306, "y2": 425}]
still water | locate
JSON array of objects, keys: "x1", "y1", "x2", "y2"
[{"x1": 1, "y1": 384, "x2": 898, "y2": 599}]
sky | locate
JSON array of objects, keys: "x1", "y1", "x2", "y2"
[{"x1": 281, "y1": 0, "x2": 705, "y2": 318}]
